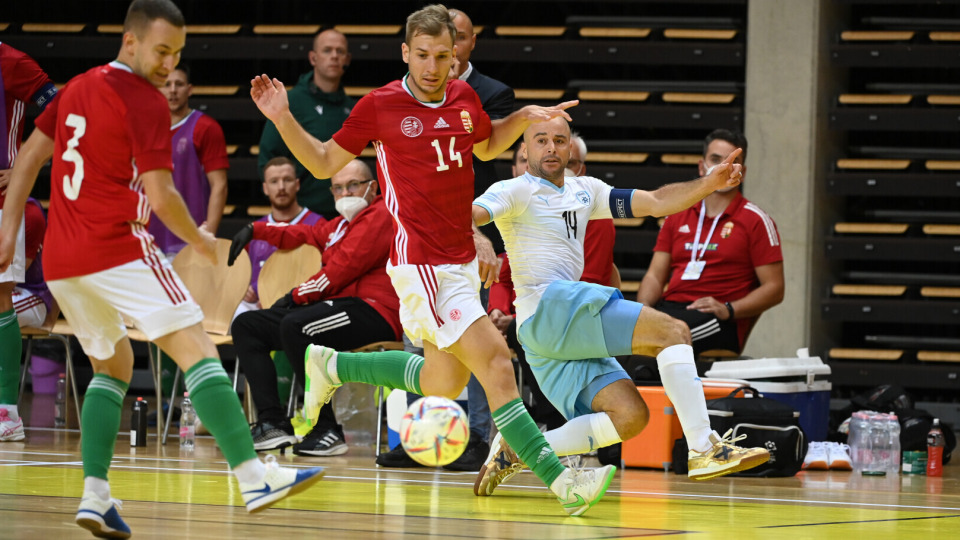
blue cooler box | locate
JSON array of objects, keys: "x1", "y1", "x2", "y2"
[{"x1": 706, "y1": 353, "x2": 832, "y2": 442}]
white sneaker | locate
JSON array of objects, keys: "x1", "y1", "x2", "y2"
[
  {"x1": 76, "y1": 492, "x2": 131, "y2": 538},
  {"x1": 239, "y1": 454, "x2": 325, "y2": 513},
  {"x1": 802, "y1": 441, "x2": 829, "y2": 470},
  {"x1": 552, "y1": 464, "x2": 617, "y2": 517},
  {"x1": 303, "y1": 345, "x2": 341, "y2": 422},
  {"x1": 0, "y1": 407, "x2": 24, "y2": 442},
  {"x1": 827, "y1": 442, "x2": 853, "y2": 470}
]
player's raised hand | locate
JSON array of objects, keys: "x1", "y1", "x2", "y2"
[
  {"x1": 704, "y1": 148, "x2": 743, "y2": 191},
  {"x1": 524, "y1": 100, "x2": 579, "y2": 124},
  {"x1": 192, "y1": 226, "x2": 218, "y2": 265},
  {"x1": 250, "y1": 74, "x2": 290, "y2": 123}
]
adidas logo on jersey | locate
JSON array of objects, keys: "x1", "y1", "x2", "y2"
[
  {"x1": 434, "y1": 117, "x2": 450, "y2": 129},
  {"x1": 536, "y1": 446, "x2": 555, "y2": 464},
  {"x1": 678, "y1": 224, "x2": 691, "y2": 233}
]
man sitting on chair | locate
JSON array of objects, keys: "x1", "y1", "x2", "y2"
[
  {"x1": 636, "y1": 129, "x2": 784, "y2": 356},
  {"x1": 229, "y1": 159, "x2": 401, "y2": 455}
]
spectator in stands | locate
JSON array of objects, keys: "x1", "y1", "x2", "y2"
[
  {"x1": 234, "y1": 156, "x2": 325, "y2": 317},
  {"x1": 228, "y1": 159, "x2": 401, "y2": 456},
  {"x1": 258, "y1": 29, "x2": 352, "y2": 219},
  {"x1": 636, "y1": 129, "x2": 784, "y2": 356},
  {"x1": 150, "y1": 64, "x2": 228, "y2": 256},
  {"x1": 0, "y1": 43, "x2": 57, "y2": 442},
  {"x1": 568, "y1": 133, "x2": 617, "y2": 288}
]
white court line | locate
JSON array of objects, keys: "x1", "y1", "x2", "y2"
[
  {"x1": 0, "y1": 450, "x2": 74, "y2": 456},
  {"x1": 0, "y1": 461, "x2": 83, "y2": 467}
]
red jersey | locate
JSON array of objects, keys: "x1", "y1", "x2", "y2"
[
  {"x1": 332, "y1": 78, "x2": 492, "y2": 266},
  {"x1": 253, "y1": 196, "x2": 402, "y2": 339},
  {"x1": 1, "y1": 42, "x2": 57, "y2": 204},
  {"x1": 581, "y1": 218, "x2": 616, "y2": 286},
  {"x1": 35, "y1": 62, "x2": 172, "y2": 280}
]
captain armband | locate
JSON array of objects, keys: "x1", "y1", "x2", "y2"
[{"x1": 608, "y1": 189, "x2": 635, "y2": 218}]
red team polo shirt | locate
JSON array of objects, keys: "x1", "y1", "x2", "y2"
[
  {"x1": 332, "y1": 78, "x2": 492, "y2": 266},
  {"x1": 655, "y1": 192, "x2": 782, "y2": 343},
  {"x1": 35, "y1": 62, "x2": 172, "y2": 280}
]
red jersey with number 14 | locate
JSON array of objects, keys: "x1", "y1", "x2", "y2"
[
  {"x1": 332, "y1": 78, "x2": 492, "y2": 266},
  {"x1": 34, "y1": 61, "x2": 172, "y2": 280}
]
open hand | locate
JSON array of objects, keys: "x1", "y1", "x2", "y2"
[{"x1": 250, "y1": 74, "x2": 290, "y2": 123}]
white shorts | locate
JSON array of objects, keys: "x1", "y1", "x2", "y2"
[
  {"x1": 47, "y1": 258, "x2": 204, "y2": 360},
  {"x1": 12, "y1": 287, "x2": 47, "y2": 329},
  {"x1": 387, "y1": 259, "x2": 486, "y2": 350},
  {"x1": 0, "y1": 211, "x2": 26, "y2": 283}
]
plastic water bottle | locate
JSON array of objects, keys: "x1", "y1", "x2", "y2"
[
  {"x1": 54, "y1": 373, "x2": 67, "y2": 428},
  {"x1": 179, "y1": 392, "x2": 196, "y2": 451},
  {"x1": 887, "y1": 412, "x2": 901, "y2": 475},
  {"x1": 863, "y1": 412, "x2": 890, "y2": 476},
  {"x1": 849, "y1": 411, "x2": 872, "y2": 473},
  {"x1": 926, "y1": 418, "x2": 945, "y2": 477},
  {"x1": 130, "y1": 397, "x2": 148, "y2": 447}
]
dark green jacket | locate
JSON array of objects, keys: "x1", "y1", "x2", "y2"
[{"x1": 258, "y1": 71, "x2": 353, "y2": 218}]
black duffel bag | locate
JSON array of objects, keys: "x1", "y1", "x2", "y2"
[{"x1": 673, "y1": 387, "x2": 807, "y2": 477}]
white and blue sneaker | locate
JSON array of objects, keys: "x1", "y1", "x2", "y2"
[
  {"x1": 239, "y1": 454, "x2": 325, "y2": 513},
  {"x1": 75, "y1": 492, "x2": 131, "y2": 539},
  {"x1": 303, "y1": 345, "x2": 341, "y2": 422}
]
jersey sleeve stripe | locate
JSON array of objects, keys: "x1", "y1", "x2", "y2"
[
  {"x1": 375, "y1": 141, "x2": 407, "y2": 265},
  {"x1": 744, "y1": 202, "x2": 780, "y2": 247}
]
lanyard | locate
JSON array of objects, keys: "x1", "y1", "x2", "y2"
[{"x1": 690, "y1": 201, "x2": 722, "y2": 263}]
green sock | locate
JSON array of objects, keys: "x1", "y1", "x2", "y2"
[
  {"x1": 82, "y1": 374, "x2": 128, "y2": 480},
  {"x1": 336, "y1": 350, "x2": 423, "y2": 395},
  {"x1": 0, "y1": 309, "x2": 22, "y2": 404},
  {"x1": 494, "y1": 398, "x2": 565, "y2": 487},
  {"x1": 184, "y1": 358, "x2": 257, "y2": 468}
]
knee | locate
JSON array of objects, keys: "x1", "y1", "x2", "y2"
[
  {"x1": 616, "y1": 400, "x2": 650, "y2": 441},
  {"x1": 664, "y1": 316, "x2": 692, "y2": 347}
]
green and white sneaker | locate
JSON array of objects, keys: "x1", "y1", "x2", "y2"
[
  {"x1": 552, "y1": 464, "x2": 617, "y2": 517},
  {"x1": 303, "y1": 345, "x2": 342, "y2": 422}
]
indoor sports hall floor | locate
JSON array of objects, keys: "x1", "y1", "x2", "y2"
[{"x1": 2, "y1": 397, "x2": 958, "y2": 539}]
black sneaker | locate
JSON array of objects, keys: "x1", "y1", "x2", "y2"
[
  {"x1": 293, "y1": 428, "x2": 348, "y2": 456},
  {"x1": 250, "y1": 419, "x2": 298, "y2": 451},
  {"x1": 443, "y1": 431, "x2": 490, "y2": 472},
  {"x1": 376, "y1": 443, "x2": 426, "y2": 468}
]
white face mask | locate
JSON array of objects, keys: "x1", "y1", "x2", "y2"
[{"x1": 334, "y1": 183, "x2": 372, "y2": 221}]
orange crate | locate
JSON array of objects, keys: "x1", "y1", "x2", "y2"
[{"x1": 622, "y1": 385, "x2": 740, "y2": 470}]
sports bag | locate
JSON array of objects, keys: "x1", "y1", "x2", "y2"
[{"x1": 673, "y1": 387, "x2": 807, "y2": 477}]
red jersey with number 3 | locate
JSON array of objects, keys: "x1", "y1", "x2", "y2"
[
  {"x1": 34, "y1": 61, "x2": 172, "y2": 280},
  {"x1": 332, "y1": 78, "x2": 492, "y2": 266}
]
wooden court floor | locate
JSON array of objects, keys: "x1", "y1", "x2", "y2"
[{"x1": 2, "y1": 397, "x2": 959, "y2": 539}]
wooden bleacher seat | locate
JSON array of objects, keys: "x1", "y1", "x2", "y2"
[
  {"x1": 663, "y1": 29, "x2": 738, "y2": 40},
  {"x1": 579, "y1": 27, "x2": 651, "y2": 39},
  {"x1": 660, "y1": 154, "x2": 700, "y2": 166},
  {"x1": 225, "y1": 145, "x2": 238, "y2": 155},
  {"x1": 838, "y1": 94, "x2": 912, "y2": 105},
  {"x1": 613, "y1": 218, "x2": 645, "y2": 227},
  {"x1": 21, "y1": 23, "x2": 85, "y2": 33},
  {"x1": 495, "y1": 26, "x2": 566, "y2": 37},
  {"x1": 834, "y1": 222, "x2": 909, "y2": 234},
  {"x1": 577, "y1": 90, "x2": 650, "y2": 102},
  {"x1": 345, "y1": 87, "x2": 376, "y2": 98},
  {"x1": 829, "y1": 348, "x2": 903, "y2": 361},
  {"x1": 831, "y1": 284, "x2": 906, "y2": 296},
  {"x1": 333, "y1": 25, "x2": 402, "y2": 35},
  {"x1": 246, "y1": 205, "x2": 271, "y2": 217},
  {"x1": 0, "y1": 23, "x2": 10, "y2": 32},
  {"x1": 258, "y1": 245, "x2": 322, "y2": 308},
  {"x1": 923, "y1": 224, "x2": 960, "y2": 235},
  {"x1": 917, "y1": 351, "x2": 960, "y2": 362},
  {"x1": 920, "y1": 287, "x2": 960, "y2": 298},
  {"x1": 514, "y1": 89, "x2": 564, "y2": 100},
  {"x1": 223, "y1": 204, "x2": 236, "y2": 215},
  {"x1": 588, "y1": 152, "x2": 648, "y2": 164},
  {"x1": 930, "y1": 32, "x2": 960, "y2": 41},
  {"x1": 840, "y1": 30, "x2": 915, "y2": 41},
  {"x1": 836, "y1": 158, "x2": 911, "y2": 170},
  {"x1": 926, "y1": 160, "x2": 960, "y2": 170},
  {"x1": 927, "y1": 95, "x2": 960, "y2": 105},
  {"x1": 252, "y1": 24, "x2": 320, "y2": 35},
  {"x1": 619, "y1": 281, "x2": 640, "y2": 293},
  {"x1": 192, "y1": 86, "x2": 239, "y2": 96},
  {"x1": 250, "y1": 145, "x2": 259, "y2": 156},
  {"x1": 662, "y1": 92, "x2": 736, "y2": 104},
  {"x1": 97, "y1": 24, "x2": 240, "y2": 34}
]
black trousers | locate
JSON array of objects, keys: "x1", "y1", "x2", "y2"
[
  {"x1": 232, "y1": 297, "x2": 395, "y2": 431},
  {"x1": 654, "y1": 300, "x2": 741, "y2": 355}
]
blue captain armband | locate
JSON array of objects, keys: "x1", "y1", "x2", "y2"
[
  {"x1": 31, "y1": 83, "x2": 58, "y2": 111},
  {"x1": 608, "y1": 189, "x2": 635, "y2": 218}
]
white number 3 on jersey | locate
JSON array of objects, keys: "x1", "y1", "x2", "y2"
[{"x1": 61, "y1": 113, "x2": 86, "y2": 200}]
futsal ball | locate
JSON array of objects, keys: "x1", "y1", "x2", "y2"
[{"x1": 399, "y1": 396, "x2": 470, "y2": 467}]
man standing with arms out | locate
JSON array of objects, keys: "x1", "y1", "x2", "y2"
[
  {"x1": 0, "y1": 2, "x2": 323, "y2": 537},
  {"x1": 637, "y1": 129, "x2": 784, "y2": 356},
  {"x1": 472, "y1": 118, "x2": 768, "y2": 496},
  {"x1": 258, "y1": 29, "x2": 352, "y2": 219},
  {"x1": 0, "y1": 41, "x2": 57, "y2": 442},
  {"x1": 149, "y1": 64, "x2": 228, "y2": 256},
  {"x1": 251, "y1": 4, "x2": 614, "y2": 517}
]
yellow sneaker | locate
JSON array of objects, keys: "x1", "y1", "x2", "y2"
[
  {"x1": 473, "y1": 432, "x2": 524, "y2": 496},
  {"x1": 687, "y1": 429, "x2": 770, "y2": 480}
]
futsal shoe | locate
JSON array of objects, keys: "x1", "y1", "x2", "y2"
[
  {"x1": 0, "y1": 408, "x2": 24, "y2": 441},
  {"x1": 250, "y1": 419, "x2": 298, "y2": 451},
  {"x1": 376, "y1": 443, "x2": 425, "y2": 468},
  {"x1": 443, "y1": 431, "x2": 490, "y2": 471},
  {"x1": 801, "y1": 441, "x2": 830, "y2": 470},
  {"x1": 293, "y1": 427, "x2": 348, "y2": 457},
  {"x1": 687, "y1": 429, "x2": 770, "y2": 480},
  {"x1": 303, "y1": 345, "x2": 341, "y2": 422},
  {"x1": 474, "y1": 432, "x2": 524, "y2": 496},
  {"x1": 827, "y1": 442, "x2": 853, "y2": 470},
  {"x1": 552, "y1": 464, "x2": 617, "y2": 517},
  {"x1": 239, "y1": 455, "x2": 325, "y2": 513},
  {"x1": 75, "y1": 492, "x2": 131, "y2": 539}
]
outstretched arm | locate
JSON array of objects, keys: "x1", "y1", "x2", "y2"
[
  {"x1": 628, "y1": 148, "x2": 743, "y2": 217},
  {"x1": 0, "y1": 129, "x2": 53, "y2": 272},
  {"x1": 473, "y1": 100, "x2": 579, "y2": 161},
  {"x1": 250, "y1": 74, "x2": 356, "y2": 178}
]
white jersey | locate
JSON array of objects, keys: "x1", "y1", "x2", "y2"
[{"x1": 474, "y1": 172, "x2": 613, "y2": 325}]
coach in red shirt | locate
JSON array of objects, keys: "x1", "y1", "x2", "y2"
[{"x1": 637, "y1": 129, "x2": 784, "y2": 355}]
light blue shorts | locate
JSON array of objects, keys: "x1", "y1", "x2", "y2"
[{"x1": 518, "y1": 280, "x2": 642, "y2": 420}]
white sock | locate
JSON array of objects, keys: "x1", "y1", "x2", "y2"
[
  {"x1": 544, "y1": 413, "x2": 622, "y2": 456},
  {"x1": 83, "y1": 477, "x2": 111, "y2": 501},
  {"x1": 1, "y1": 404, "x2": 19, "y2": 420},
  {"x1": 657, "y1": 344, "x2": 713, "y2": 453},
  {"x1": 233, "y1": 458, "x2": 267, "y2": 484}
]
